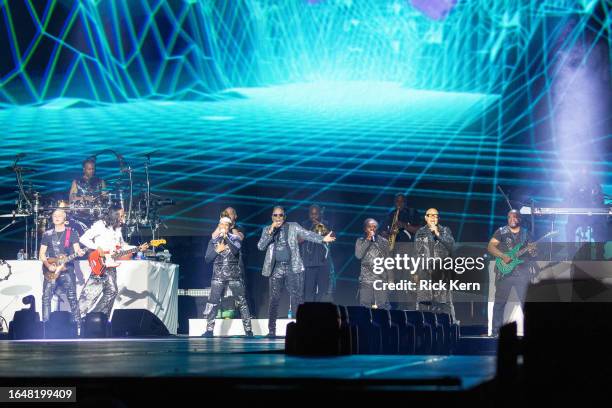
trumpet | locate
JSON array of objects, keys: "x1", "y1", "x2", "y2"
[{"x1": 312, "y1": 220, "x2": 329, "y2": 236}]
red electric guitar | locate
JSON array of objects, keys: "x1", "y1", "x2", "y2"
[{"x1": 88, "y1": 239, "x2": 166, "y2": 276}]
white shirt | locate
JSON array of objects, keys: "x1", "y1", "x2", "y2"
[{"x1": 80, "y1": 220, "x2": 134, "y2": 252}]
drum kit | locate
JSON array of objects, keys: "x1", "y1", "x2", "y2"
[{"x1": 0, "y1": 151, "x2": 174, "y2": 259}]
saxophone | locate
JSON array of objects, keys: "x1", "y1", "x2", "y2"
[{"x1": 388, "y1": 208, "x2": 400, "y2": 250}]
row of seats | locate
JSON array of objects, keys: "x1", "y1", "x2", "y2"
[{"x1": 285, "y1": 303, "x2": 460, "y2": 356}]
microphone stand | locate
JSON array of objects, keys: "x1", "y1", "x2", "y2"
[
  {"x1": 0, "y1": 213, "x2": 22, "y2": 235},
  {"x1": 143, "y1": 152, "x2": 154, "y2": 245},
  {"x1": 497, "y1": 185, "x2": 513, "y2": 211},
  {"x1": 125, "y1": 164, "x2": 133, "y2": 234},
  {"x1": 109, "y1": 150, "x2": 133, "y2": 237},
  {"x1": 12, "y1": 155, "x2": 33, "y2": 259}
]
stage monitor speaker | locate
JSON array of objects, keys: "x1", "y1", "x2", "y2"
[
  {"x1": 111, "y1": 309, "x2": 170, "y2": 337},
  {"x1": 9, "y1": 309, "x2": 43, "y2": 340},
  {"x1": 82, "y1": 312, "x2": 109, "y2": 338},
  {"x1": 44, "y1": 311, "x2": 77, "y2": 339}
]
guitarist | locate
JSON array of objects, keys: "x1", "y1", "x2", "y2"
[
  {"x1": 78, "y1": 206, "x2": 148, "y2": 319},
  {"x1": 39, "y1": 209, "x2": 86, "y2": 328},
  {"x1": 487, "y1": 209, "x2": 536, "y2": 336}
]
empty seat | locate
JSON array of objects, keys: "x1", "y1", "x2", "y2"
[
  {"x1": 422, "y1": 311, "x2": 446, "y2": 354},
  {"x1": 346, "y1": 306, "x2": 382, "y2": 354},
  {"x1": 337, "y1": 305, "x2": 354, "y2": 355},
  {"x1": 389, "y1": 310, "x2": 416, "y2": 354},
  {"x1": 371, "y1": 308, "x2": 400, "y2": 354},
  {"x1": 405, "y1": 310, "x2": 433, "y2": 354},
  {"x1": 436, "y1": 313, "x2": 452, "y2": 352}
]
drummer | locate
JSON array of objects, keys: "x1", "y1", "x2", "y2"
[{"x1": 69, "y1": 158, "x2": 106, "y2": 205}]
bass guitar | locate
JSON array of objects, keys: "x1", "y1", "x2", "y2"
[
  {"x1": 495, "y1": 231, "x2": 557, "y2": 277},
  {"x1": 88, "y1": 239, "x2": 166, "y2": 276}
]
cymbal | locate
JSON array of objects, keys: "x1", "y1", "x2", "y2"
[
  {"x1": 106, "y1": 182, "x2": 146, "y2": 191},
  {"x1": 106, "y1": 180, "x2": 131, "y2": 187},
  {"x1": 105, "y1": 175, "x2": 145, "y2": 182},
  {"x1": 105, "y1": 175, "x2": 126, "y2": 182},
  {"x1": 0, "y1": 213, "x2": 31, "y2": 218},
  {"x1": 1, "y1": 166, "x2": 36, "y2": 174}
]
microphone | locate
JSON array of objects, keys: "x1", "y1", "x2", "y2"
[
  {"x1": 429, "y1": 225, "x2": 440, "y2": 240},
  {"x1": 13, "y1": 153, "x2": 26, "y2": 167},
  {"x1": 117, "y1": 154, "x2": 131, "y2": 173}
]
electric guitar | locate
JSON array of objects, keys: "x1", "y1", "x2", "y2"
[
  {"x1": 43, "y1": 252, "x2": 82, "y2": 281},
  {"x1": 88, "y1": 239, "x2": 166, "y2": 276},
  {"x1": 495, "y1": 231, "x2": 557, "y2": 277}
]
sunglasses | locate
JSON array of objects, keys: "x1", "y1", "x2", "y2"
[
  {"x1": 272, "y1": 213, "x2": 285, "y2": 217},
  {"x1": 426, "y1": 214, "x2": 439, "y2": 217}
]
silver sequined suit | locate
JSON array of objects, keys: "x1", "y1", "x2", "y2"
[
  {"x1": 257, "y1": 222, "x2": 324, "y2": 333},
  {"x1": 203, "y1": 233, "x2": 252, "y2": 333},
  {"x1": 414, "y1": 225, "x2": 456, "y2": 320},
  {"x1": 355, "y1": 235, "x2": 391, "y2": 309}
]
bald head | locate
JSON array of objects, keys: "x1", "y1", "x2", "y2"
[
  {"x1": 507, "y1": 209, "x2": 521, "y2": 228},
  {"x1": 363, "y1": 218, "x2": 378, "y2": 236}
]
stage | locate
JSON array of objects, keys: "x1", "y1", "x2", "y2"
[
  {"x1": 0, "y1": 337, "x2": 496, "y2": 393},
  {"x1": 0, "y1": 0, "x2": 609, "y2": 403}
]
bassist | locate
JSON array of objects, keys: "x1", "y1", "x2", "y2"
[
  {"x1": 39, "y1": 209, "x2": 86, "y2": 328},
  {"x1": 487, "y1": 209, "x2": 536, "y2": 336}
]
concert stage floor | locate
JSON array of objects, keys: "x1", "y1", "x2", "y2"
[{"x1": 0, "y1": 337, "x2": 496, "y2": 388}]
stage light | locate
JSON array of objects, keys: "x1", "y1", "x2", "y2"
[
  {"x1": 201, "y1": 115, "x2": 235, "y2": 121},
  {"x1": 22, "y1": 295, "x2": 35, "y2": 308},
  {"x1": 410, "y1": 0, "x2": 457, "y2": 21},
  {"x1": 8, "y1": 295, "x2": 43, "y2": 340}
]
